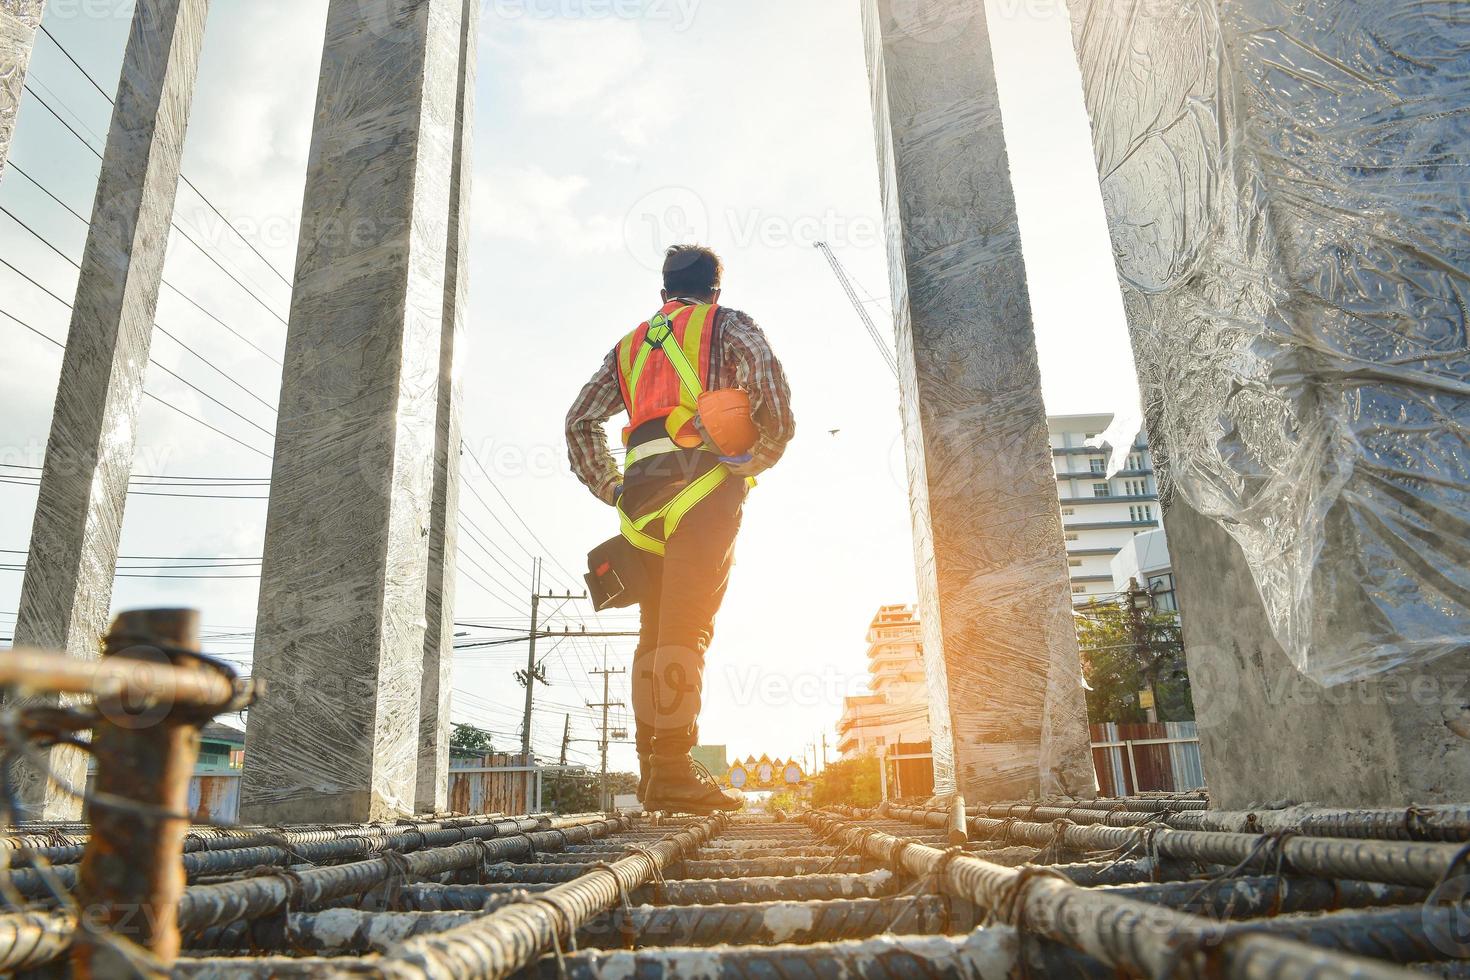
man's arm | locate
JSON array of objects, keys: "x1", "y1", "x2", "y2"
[
  {"x1": 720, "y1": 311, "x2": 796, "y2": 476},
  {"x1": 565, "y1": 348, "x2": 624, "y2": 505}
]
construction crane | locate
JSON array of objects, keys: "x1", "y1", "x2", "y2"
[{"x1": 815, "y1": 241, "x2": 899, "y2": 378}]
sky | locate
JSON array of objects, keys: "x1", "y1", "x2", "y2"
[{"x1": 0, "y1": 0, "x2": 1136, "y2": 779}]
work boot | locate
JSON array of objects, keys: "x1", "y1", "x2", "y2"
[
  {"x1": 637, "y1": 753, "x2": 652, "y2": 804},
  {"x1": 644, "y1": 753, "x2": 744, "y2": 815}
]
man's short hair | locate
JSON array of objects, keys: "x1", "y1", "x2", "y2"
[{"x1": 663, "y1": 245, "x2": 723, "y2": 297}]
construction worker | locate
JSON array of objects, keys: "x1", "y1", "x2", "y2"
[{"x1": 566, "y1": 245, "x2": 795, "y2": 813}]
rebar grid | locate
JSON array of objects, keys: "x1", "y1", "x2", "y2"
[
  {"x1": 0, "y1": 623, "x2": 1462, "y2": 980},
  {"x1": 3, "y1": 795, "x2": 1465, "y2": 977}
]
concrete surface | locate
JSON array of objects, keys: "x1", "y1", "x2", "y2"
[
  {"x1": 0, "y1": 1, "x2": 46, "y2": 177},
  {"x1": 860, "y1": 0, "x2": 1095, "y2": 801},
  {"x1": 10, "y1": 0, "x2": 209, "y2": 820},
  {"x1": 241, "y1": 0, "x2": 466, "y2": 824},
  {"x1": 1061, "y1": 0, "x2": 1470, "y2": 805},
  {"x1": 417, "y1": 0, "x2": 478, "y2": 814}
]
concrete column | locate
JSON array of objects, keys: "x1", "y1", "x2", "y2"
[
  {"x1": 0, "y1": 1, "x2": 46, "y2": 177},
  {"x1": 1060, "y1": 0, "x2": 1470, "y2": 806},
  {"x1": 9, "y1": 0, "x2": 209, "y2": 821},
  {"x1": 416, "y1": 0, "x2": 477, "y2": 815},
  {"x1": 240, "y1": 0, "x2": 465, "y2": 824},
  {"x1": 860, "y1": 0, "x2": 1095, "y2": 802}
]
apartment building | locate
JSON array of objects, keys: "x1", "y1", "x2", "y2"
[
  {"x1": 836, "y1": 604, "x2": 930, "y2": 760},
  {"x1": 1049, "y1": 413, "x2": 1164, "y2": 603}
]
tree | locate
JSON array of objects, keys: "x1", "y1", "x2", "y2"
[
  {"x1": 541, "y1": 771, "x2": 638, "y2": 813},
  {"x1": 1076, "y1": 597, "x2": 1193, "y2": 724},
  {"x1": 449, "y1": 723, "x2": 494, "y2": 755},
  {"x1": 810, "y1": 756, "x2": 882, "y2": 808}
]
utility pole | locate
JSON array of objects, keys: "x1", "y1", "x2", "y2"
[
  {"x1": 588, "y1": 649, "x2": 627, "y2": 812},
  {"x1": 559, "y1": 714, "x2": 571, "y2": 766},
  {"x1": 821, "y1": 733, "x2": 828, "y2": 770},
  {"x1": 518, "y1": 560, "x2": 588, "y2": 812},
  {"x1": 520, "y1": 560, "x2": 542, "y2": 759},
  {"x1": 1125, "y1": 577, "x2": 1160, "y2": 723}
]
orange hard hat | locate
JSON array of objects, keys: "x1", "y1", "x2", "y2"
[{"x1": 697, "y1": 388, "x2": 758, "y2": 457}]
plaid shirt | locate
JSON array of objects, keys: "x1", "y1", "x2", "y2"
[{"x1": 566, "y1": 302, "x2": 796, "y2": 505}]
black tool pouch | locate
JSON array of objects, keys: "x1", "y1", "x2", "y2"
[{"x1": 585, "y1": 535, "x2": 653, "y2": 610}]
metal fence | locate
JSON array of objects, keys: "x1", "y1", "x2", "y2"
[{"x1": 1091, "y1": 721, "x2": 1205, "y2": 796}]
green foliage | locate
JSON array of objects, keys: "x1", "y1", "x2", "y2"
[
  {"x1": 449, "y1": 723, "x2": 494, "y2": 754},
  {"x1": 1076, "y1": 600, "x2": 1194, "y2": 724},
  {"x1": 810, "y1": 756, "x2": 882, "y2": 808},
  {"x1": 541, "y1": 771, "x2": 639, "y2": 813},
  {"x1": 764, "y1": 790, "x2": 799, "y2": 813}
]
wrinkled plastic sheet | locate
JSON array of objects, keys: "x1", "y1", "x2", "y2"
[
  {"x1": 0, "y1": 1, "x2": 47, "y2": 170},
  {"x1": 242, "y1": 0, "x2": 466, "y2": 822},
  {"x1": 863, "y1": 0, "x2": 1097, "y2": 801},
  {"x1": 1066, "y1": 0, "x2": 1470, "y2": 685}
]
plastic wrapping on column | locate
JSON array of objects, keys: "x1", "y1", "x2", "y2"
[
  {"x1": 242, "y1": 0, "x2": 466, "y2": 822},
  {"x1": 860, "y1": 0, "x2": 1095, "y2": 802},
  {"x1": 1064, "y1": 0, "x2": 1470, "y2": 684},
  {"x1": 0, "y1": 1, "x2": 46, "y2": 169}
]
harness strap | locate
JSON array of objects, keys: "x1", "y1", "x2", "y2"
[
  {"x1": 618, "y1": 465, "x2": 730, "y2": 557},
  {"x1": 624, "y1": 437, "x2": 683, "y2": 470},
  {"x1": 646, "y1": 313, "x2": 707, "y2": 402}
]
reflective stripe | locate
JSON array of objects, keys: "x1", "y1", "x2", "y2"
[
  {"x1": 618, "y1": 464, "x2": 730, "y2": 557},
  {"x1": 676, "y1": 306, "x2": 711, "y2": 408},
  {"x1": 655, "y1": 317, "x2": 705, "y2": 403},
  {"x1": 619, "y1": 305, "x2": 714, "y2": 429},
  {"x1": 623, "y1": 437, "x2": 683, "y2": 469}
]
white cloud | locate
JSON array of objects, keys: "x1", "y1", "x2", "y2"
[{"x1": 472, "y1": 165, "x2": 621, "y2": 253}]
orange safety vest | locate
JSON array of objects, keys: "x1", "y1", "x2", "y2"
[
  {"x1": 616, "y1": 301, "x2": 718, "y2": 448},
  {"x1": 612, "y1": 302, "x2": 741, "y2": 557}
]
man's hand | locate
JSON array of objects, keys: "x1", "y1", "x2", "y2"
[{"x1": 720, "y1": 455, "x2": 759, "y2": 479}]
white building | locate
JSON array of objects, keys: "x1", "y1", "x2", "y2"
[
  {"x1": 1110, "y1": 527, "x2": 1178, "y2": 615},
  {"x1": 1049, "y1": 413, "x2": 1164, "y2": 603},
  {"x1": 836, "y1": 605, "x2": 930, "y2": 760}
]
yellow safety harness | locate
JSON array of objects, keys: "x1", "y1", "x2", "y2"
[{"x1": 616, "y1": 310, "x2": 751, "y2": 558}]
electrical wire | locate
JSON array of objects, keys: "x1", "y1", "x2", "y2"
[
  {"x1": 36, "y1": 23, "x2": 296, "y2": 290},
  {"x1": 1, "y1": 306, "x2": 273, "y2": 458},
  {"x1": 4, "y1": 160, "x2": 284, "y2": 367},
  {"x1": 19, "y1": 81, "x2": 292, "y2": 330},
  {"x1": 0, "y1": 203, "x2": 278, "y2": 436}
]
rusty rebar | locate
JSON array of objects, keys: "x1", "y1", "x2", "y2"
[
  {"x1": 374, "y1": 814, "x2": 726, "y2": 979},
  {"x1": 805, "y1": 810, "x2": 1422, "y2": 979},
  {"x1": 73, "y1": 609, "x2": 239, "y2": 978},
  {"x1": 468, "y1": 856, "x2": 870, "y2": 883},
  {"x1": 896, "y1": 801, "x2": 1470, "y2": 843},
  {"x1": 882, "y1": 804, "x2": 1468, "y2": 889},
  {"x1": 393, "y1": 868, "x2": 903, "y2": 910},
  {"x1": 179, "y1": 817, "x2": 625, "y2": 935},
  {"x1": 185, "y1": 896, "x2": 962, "y2": 955},
  {"x1": 0, "y1": 644, "x2": 242, "y2": 710}
]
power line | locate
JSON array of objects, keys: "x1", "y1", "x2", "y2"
[
  {"x1": 1, "y1": 306, "x2": 273, "y2": 458},
  {"x1": 0, "y1": 198, "x2": 280, "y2": 424},
  {"x1": 7, "y1": 157, "x2": 286, "y2": 367},
  {"x1": 0, "y1": 256, "x2": 276, "y2": 446},
  {"x1": 459, "y1": 441, "x2": 581, "y2": 590},
  {"x1": 35, "y1": 24, "x2": 296, "y2": 291},
  {"x1": 0, "y1": 476, "x2": 267, "y2": 499},
  {"x1": 0, "y1": 548, "x2": 261, "y2": 562},
  {"x1": 19, "y1": 81, "x2": 292, "y2": 331},
  {"x1": 37, "y1": 24, "x2": 113, "y2": 102},
  {"x1": 0, "y1": 464, "x2": 268, "y2": 484},
  {"x1": 0, "y1": 210, "x2": 277, "y2": 441}
]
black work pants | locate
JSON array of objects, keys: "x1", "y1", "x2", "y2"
[{"x1": 631, "y1": 477, "x2": 746, "y2": 758}]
